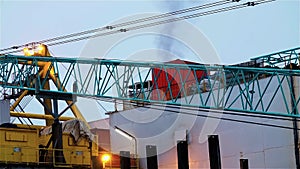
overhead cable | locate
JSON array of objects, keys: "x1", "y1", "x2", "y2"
[
  {"x1": 0, "y1": 0, "x2": 232, "y2": 53},
  {"x1": 0, "y1": 0, "x2": 275, "y2": 54}
]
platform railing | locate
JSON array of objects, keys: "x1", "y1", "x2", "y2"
[{"x1": 0, "y1": 145, "x2": 91, "y2": 167}]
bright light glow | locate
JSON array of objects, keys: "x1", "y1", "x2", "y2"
[
  {"x1": 37, "y1": 44, "x2": 44, "y2": 52},
  {"x1": 101, "y1": 154, "x2": 111, "y2": 163},
  {"x1": 115, "y1": 128, "x2": 133, "y2": 140},
  {"x1": 23, "y1": 47, "x2": 34, "y2": 56},
  {"x1": 29, "y1": 50, "x2": 34, "y2": 55},
  {"x1": 23, "y1": 44, "x2": 47, "y2": 56},
  {"x1": 23, "y1": 47, "x2": 29, "y2": 56}
]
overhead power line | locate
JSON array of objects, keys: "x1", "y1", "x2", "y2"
[
  {"x1": 0, "y1": 0, "x2": 275, "y2": 55},
  {"x1": 45, "y1": 0, "x2": 274, "y2": 47},
  {"x1": 0, "y1": 0, "x2": 232, "y2": 53}
]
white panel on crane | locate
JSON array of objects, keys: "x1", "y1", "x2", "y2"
[{"x1": 0, "y1": 100, "x2": 10, "y2": 124}]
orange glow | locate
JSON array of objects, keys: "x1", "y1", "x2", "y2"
[
  {"x1": 101, "y1": 154, "x2": 111, "y2": 163},
  {"x1": 37, "y1": 44, "x2": 44, "y2": 53},
  {"x1": 23, "y1": 47, "x2": 29, "y2": 55},
  {"x1": 23, "y1": 44, "x2": 47, "y2": 56},
  {"x1": 23, "y1": 47, "x2": 34, "y2": 56}
]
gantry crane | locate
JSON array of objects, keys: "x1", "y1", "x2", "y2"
[
  {"x1": 0, "y1": 0, "x2": 297, "y2": 167},
  {"x1": 0, "y1": 44, "x2": 97, "y2": 168},
  {"x1": 1, "y1": 46, "x2": 299, "y2": 117},
  {"x1": 0, "y1": 44, "x2": 299, "y2": 168}
]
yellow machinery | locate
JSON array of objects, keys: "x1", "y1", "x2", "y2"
[
  {"x1": 0, "y1": 125, "x2": 97, "y2": 168},
  {"x1": 0, "y1": 44, "x2": 98, "y2": 168}
]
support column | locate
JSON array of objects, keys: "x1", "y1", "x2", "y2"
[
  {"x1": 146, "y1": 145, "x2": 158, "y2": 169},
  {"x1": 120, "y1": 151, "x2": 130, "y2": 169},
  {"x1": 177, "y1": 140, "x2": 189, "y2": 169},
  {"x1": 52, "y1": 99, "x2": 65, "y2": 164},
  {"x1": 208, "y1": 135, "x2": 221, "y2": 169},
  {"x1": 240, "y1": 159, "x2": 249, "y2": 169}
]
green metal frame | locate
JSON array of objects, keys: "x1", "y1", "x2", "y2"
[
  {"x1": 251, "y1": 47, "x2": 300, "y2": 67},
  {"x1": 0, "y1": 47, "x2": 300, "y2": 118}
]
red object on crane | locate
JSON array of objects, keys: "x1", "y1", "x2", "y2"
[{"x1": 151, "y1": 59, "x2": 207, "y2": 101}]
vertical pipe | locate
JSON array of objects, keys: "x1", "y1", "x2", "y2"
[
  {"x1": 290, "y1": 76, "x2": 300, "y2": 169},
  {"x1": 208, "y1": 135, "x2": 221, "y2": 169},
  {"x1": 177, "y1": 140, "x2": 189, "y2": 169},
  {"x1": 146, "y1": 145, "x2": 158, "y2": 169}
]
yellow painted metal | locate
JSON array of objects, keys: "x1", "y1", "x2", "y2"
[
  {"x1": 49, "y1": 72, "x2": 90, "y2": 128},
  {"x1": 1, "y1": 44, "x2": 94, "y2": 167},
  {"x1": 12, "y1": 44, "x2": 56, "y2": 126},
  {"x1": 67, "y1": 100, "x2": 89, "y2": 128},
  {"x1": 43, "y1": 81, "x2": 54, "y2": 126},
  {"x1": 38, "y1": 133, "x2": 92, "y2": 166},
  {"x1": 10, "y1": 112, "x2": 74, "y2": 121},
  {"x1": 0, "y1": 128, "x2": 39, "y2": 164},
  {"x1": 10, "y1": 44, "x2": 88, "y2": 127},
  {"x1": 63, "y1": 135, "x2": 91, "y2": 166},
  {"x1": 91, "y1": 135, "x2": 99, "y2": 156},
  {"x1": 0, "y1": 127, "x2": 93, "y2": 167},
  {"x1": 23, "y1": 44, "x2": 50, "y2": 57},
  {"x1": 16, "y1": 124, "x2": 44, "y2": 129},
  {"x1": 9, "y1": 90, "x2": 29, "y2": 111},
  {"x1": 9, "y1": 70, "x2": 44, "y2": 112},
  {"x1": 39, "y1": 55, "x2": 54, "y2": 126}
]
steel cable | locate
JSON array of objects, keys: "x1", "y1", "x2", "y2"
[
  {"x1": 0, "y1": 0, "x2": 232, "y2": 53},
  {"x1": 0, "y1": 0, "x2": 274, "y2": 54}
]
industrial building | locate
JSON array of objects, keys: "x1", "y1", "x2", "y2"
[{"x1": 0, "y1": 0, "x2": 298, "y2": 168}]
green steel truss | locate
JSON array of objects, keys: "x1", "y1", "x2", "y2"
[
  {"x1": 0, "y1": 47, "x2": 299, "y2": 118},
  {"x1": 251, "y1": 47, "x2": 300, "y2": 67}
]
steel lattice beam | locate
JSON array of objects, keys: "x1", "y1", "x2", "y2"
[
  {"x1": 0, "y1": 47, "x2": 300, "y2": 118},
  {"x1": 251, "y1": 47, "x2": 300, "y2": 67}
]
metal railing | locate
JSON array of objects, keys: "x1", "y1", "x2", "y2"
[{"x1": 0, "y1": 145, "x2": 91, "y2": 167}]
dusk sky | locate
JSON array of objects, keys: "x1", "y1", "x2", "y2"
[{"x1": 0, "y1": 0, "x2": 299, "y2": 122}]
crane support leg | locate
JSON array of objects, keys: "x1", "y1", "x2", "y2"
[
  {"x1": 49, "y1": 73, "x2": 89, "y2": 128},
  {"x1": 52, "y1": 99, "x2": 65, "y2": 165},
  {"x1": 43, "y1": 80, "x2": 54, "y2": 125}
]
